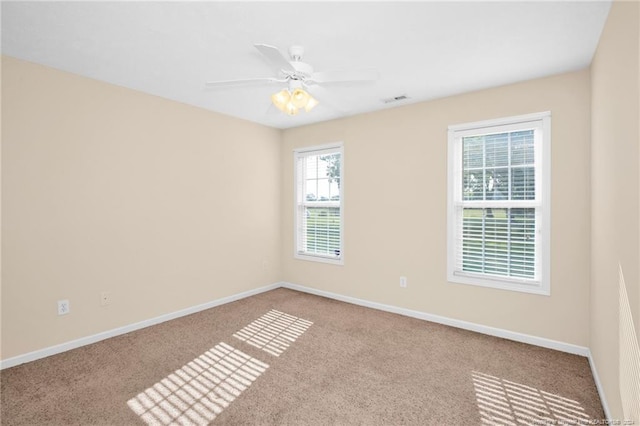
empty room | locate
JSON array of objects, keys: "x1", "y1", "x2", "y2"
[{"x1": 1, "y1": 1, "x2": 639, "y2": 425}]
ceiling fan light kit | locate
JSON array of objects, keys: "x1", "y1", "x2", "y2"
[
  {"x1": 271, "y1": 86, "x2": 318, "y2": 116},
  {"x1": 205, "y1": 43, "x2": 378, "y2": 117}
]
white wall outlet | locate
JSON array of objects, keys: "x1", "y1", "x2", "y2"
[
  {"x1": 100, "y1": 291, "x2": 111, "y2": 306},
  {"x1": 400, "y1": 276, "x2": 407, "y2": 288},
  {"x1": 57, "y1": 299, "x2": 70, "y2": 315}
]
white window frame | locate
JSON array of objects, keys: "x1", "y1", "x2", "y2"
[
  {"x1": 294, "y1": 142, "x2": 344, "y2": 265},
  {"x1": 447, "y1": 112, "x2": 551, "y2": 295}
]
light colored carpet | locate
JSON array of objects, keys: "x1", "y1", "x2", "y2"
[{"x1": 0, "y1": 288, "x2": 604, "y2": 425}]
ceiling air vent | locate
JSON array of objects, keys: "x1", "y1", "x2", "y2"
[{"x1": 382, "y1": 94, "x2": 410, "y2": 104}]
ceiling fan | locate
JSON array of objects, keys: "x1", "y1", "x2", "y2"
[{"x1": 204, "y1": 44, "x2": 378, "y2": 116}]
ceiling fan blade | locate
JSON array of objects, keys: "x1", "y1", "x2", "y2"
[
  {"x1": 204, "y1": 77, "x2": 284, "y2": 89},
  {"x1": 310, "y1": 68, "x2": 379, "y2": 84},
  {"x1": 254, "y1": 44, "x2": 295, "y2": 73}
]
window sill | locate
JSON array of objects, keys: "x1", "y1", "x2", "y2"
[
  {"x1": 294, "y1": 253, "x2": 344, "y2": 266},
  {"x1": 448, "y1": 272, "x2": 549, "y2": 296}
]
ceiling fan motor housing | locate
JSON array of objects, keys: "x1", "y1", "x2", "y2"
[
  {"x1": 288, "y1": 45, "x2": 305, "y2": 60},
  {"x1": 284, "y1": 45, "x2": 313, "y2": 81},
  {"x1": 289, "y1": 61, "x2": 313, "y2": 79}
]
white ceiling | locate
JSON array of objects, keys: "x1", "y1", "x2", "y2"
[{"x1": 2, "y1": 1, "x2": 611, "y2": 129}]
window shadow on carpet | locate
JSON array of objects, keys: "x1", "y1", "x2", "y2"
[
  {"x1": 472, "y1": 371, "x2": 591, "y2": 426},
  {"x1": 233, "y1": 309, "x2": 313, "y2": 357},
  {"x1": 127, "y1": 342, "x2": 268, "y2": 426}
]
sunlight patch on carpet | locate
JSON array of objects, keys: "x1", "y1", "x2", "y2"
[
  {"x1": 472, "y1": 371, "x2": 591, "y2": 426},
  {"x1": 127, "y1": 342, "x2": 268, "y2": 426},
  {"x1": 233, "y1": 309, "x2": 313, "y2": 357}
]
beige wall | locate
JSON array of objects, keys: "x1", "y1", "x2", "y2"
[
  {"x1": 590, "y1": 0, "x2": 640, "y2": 419},
  {"x1": 0, "y1": 53, "x2": 3, "y2": 360},
  {"x1": 282, "y1": 70, "x2": 592, "y2": 346},
  {"x1": 1, "y1": 56, "x2": 282, "y2": 360}
]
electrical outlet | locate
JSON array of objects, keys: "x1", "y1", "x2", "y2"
[
  {"x1": 400, "y1": 276, "x2": 407, "y2": 288},
  {"x1": 100, "y1": 291, "x2": 111, "y2": 306},
  {"x1": 57, "y1": 299, "x2": 70, "y2": 315}
]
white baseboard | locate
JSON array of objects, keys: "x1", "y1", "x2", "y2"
[
  {"x1": 587, "y1": 349, "x2": 612, "y2": 420},
  {"x1": 0, "y1": 282, "x2": 281, "y2": 370},
  {"x1": 0, "y1": 280, "x2": 592, "y2": 367},
  {"x1": 281, "y1": 281, "x2": 590, "y2": 357}
]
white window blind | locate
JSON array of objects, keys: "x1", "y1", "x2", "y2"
[
  {"x1": 447, "y1": 112, "x2": 550, "y2": 295},
  {"x1": 294, "y1": 144, "x2": 343, "y2": 264}
]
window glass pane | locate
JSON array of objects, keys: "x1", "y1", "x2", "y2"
[
  {"x1": 463, "y1": 170, "x2": 484, "y2": 200},
  {"x1": 320, "y1": 153, "x2": 340, "y2": 198},
  {"x1": 305, "y1": 156, "x2": 318, "y2": 178},
  {"x1": 485, "y1": 133, "x2": 509, "y2": 168},
  {"x1": 305, "y1": 179, "x2": 318, "y2": 201},
  {"x1": 316, "y1": 178, "x2": 331, "y2": 201},
  {"x1": 463, "y1": 137, "x2": 484, "y2": 169},
  {"x1": 485, "y1": 168, "x2": 509, "y2": 201},
  {"x1": 331, "y1": 179, "x2": 340, "y2": 200},
  {"x1": 510, "y1": 130, "x2": 535, "y2": 166},
  {"x1": 511, "y1": 167, "x2": 535, "y2": 200}
]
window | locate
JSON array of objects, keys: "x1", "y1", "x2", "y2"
[
  {"x1": 294, "y1": 143, "x2": 343, "y2": 264},
  {"x1": 447, "y1": 112, "x2": 550, "y2": 295}
]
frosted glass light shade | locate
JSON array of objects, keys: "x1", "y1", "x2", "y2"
[
  {"x1": 285, "y1": 102, "x2": 298, "y2": 116},
  {"x1": 271, "y1": 89, "x2": 290, "y2": 111},
  {"x1": 304, "y1": 96, "x2": 319, "y2": 112},
  {"x1": 291, "y1": 88, "x2": 310, "y2": 108}
]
